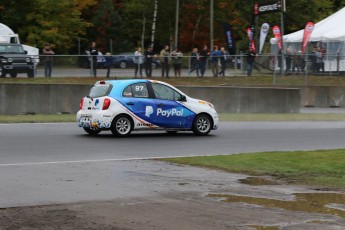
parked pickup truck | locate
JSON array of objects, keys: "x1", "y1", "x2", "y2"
[{"x1": 0, "y1": 43, "x2": 35, "y2": 78}]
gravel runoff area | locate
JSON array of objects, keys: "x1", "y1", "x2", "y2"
[{"x1": 1, "y1": 160, "x2": 345, "y2": 230}]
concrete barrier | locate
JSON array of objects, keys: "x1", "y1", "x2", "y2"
[
  {"x1": 0, "y1": 83, "x2": 300, "y2": 114},
  {"x1": 300, "y1": 86, "x2": 345, "y2": 107}
]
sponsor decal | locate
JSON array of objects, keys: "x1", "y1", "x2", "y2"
[
  {"x1": 157, "y1": 108, "x2": 184, "y2": 117},
  {"x1": 145, "y1": 106, "x2": 154, "y2": 117}
]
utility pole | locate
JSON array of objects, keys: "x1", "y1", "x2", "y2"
[
  {"x1": 174, "y1": 0, "x2": 179, "y2": 49},
  {"x1": 151, "y1": 0, "x2": 158, "y2": 48},
  {"x1": 281, "y1": 0, "x2": 286, "y2": 77},
  {"x1": 210, "y1": 0, "x2": 214, "y2": 48}
]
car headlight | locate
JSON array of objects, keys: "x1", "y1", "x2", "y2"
[{"x1": 1, "y1": 59, "x2": 7, "y2": 63}]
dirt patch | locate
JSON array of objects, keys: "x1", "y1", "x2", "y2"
[
  {"x1": 1, "y1": 191, "x2": 345, "y2": 230},
  {"x1": 1, "y1": 160, "x2": 345, "y2": 229}
]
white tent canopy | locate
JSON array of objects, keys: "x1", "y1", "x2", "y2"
[
  {"x1": 270, "y1": 7, "x2": 345, "y2": 71},
  {"x1": 282, "y1": 7, "x2": 345, "y2": 43}
]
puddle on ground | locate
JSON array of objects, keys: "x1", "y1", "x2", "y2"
[
  {"x1": 239, "y1": 177, "x2": 280, "y2": 186},
  {"x1": 209, "y1": 192, "x2": 345, "y2": 219}
]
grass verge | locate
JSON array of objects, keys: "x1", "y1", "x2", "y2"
[
  {"x1": 2, "y1": 75, "x2": 345, "y2": 86},
  {"x1": 1, "y1": 112, "x2": 345, "y2": 123},
  {"x1": 160, "y1": 149, "x2": 345, "y2": 189},
  {"x1": 0, "y1": 114, "x2": 75, "y2": 123}
]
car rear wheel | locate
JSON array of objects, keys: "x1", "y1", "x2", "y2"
[
  {"x1": 111, "y1": 115, "x2": 133, "y2": 137},
  {"x1": 192, "y1": 114, "x2": 212, "y2": 136},
  {"x1": 83, "y1": 127, "x2": 101, "y2": 135}
]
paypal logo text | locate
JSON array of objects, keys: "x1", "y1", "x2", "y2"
[{"x1": 157, "y1": 108, "x2": 184, "y2": 117}]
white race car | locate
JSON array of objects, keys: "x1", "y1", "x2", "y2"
[{"x1": 77, "y1": 79, "x2": 218, "y2": 137}]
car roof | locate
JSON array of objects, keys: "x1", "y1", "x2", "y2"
[{"x1": 94, "y1": 79, "x2": 184, "y2": 98}]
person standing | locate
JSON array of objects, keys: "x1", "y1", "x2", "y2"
[
  {"x1": 211, "y1": 45, "x2": 221, "y2": 77},
  {"x1": 285, "y1": 47, "x2": 293, "y2": 74},
  {"x1": 316, "y1": 47, "x2": 323, "y2": 73},
  {"x1": 171, "y1": 47, "x2": 183, "y2": 77},
  {"x1": 104, "y1": 52, "x2": 112, "y2": 78},
  {"x1": 199, "y1": 45, "x2": 209, "y2": 77},
  {"x1": 133, "y1": 47, "x2": 144, "y2": 78},
  {"x1": 89, "y1": 41, "x2": 98, "y2": 77},
  {"x1": 160, "y1": 45, "x2": 170, "y2": 78},
  {"x1": 320, "y1": 47, "x2": 326, "y2": 73},
  {"x1": 246, "y1": 46, "x2": 256, "y2": 77},
  {"x1": 310, "y1": 46, "x2": 318, "y2": 73},
  {"x1": 144, "y1": 46, "x2": 155, "y2": 78},
  {"x1": 42, "y1": 43, "x2": 55, "y2": 77},
  {"x1": 218, "y1": 46, "x2": 227, "y2": 76},
  {"x1": 188, "y1": 48, "x2": 199, "y2": 77}
]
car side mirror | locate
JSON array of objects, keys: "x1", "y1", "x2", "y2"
[
  {"x1": 24, "y1": 51, "x2": 28, "y2": 54},
  {"x1": 178, "y1": 95, "x2": 187, "y2": 102}
]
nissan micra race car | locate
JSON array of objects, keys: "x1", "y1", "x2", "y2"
[{"x1": 77, "y1": 79, "x2": 218, "y2": 137}]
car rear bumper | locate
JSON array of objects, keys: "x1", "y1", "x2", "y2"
[{"x1": 77, "y1": 111, "x2": 114, "y2": 129}]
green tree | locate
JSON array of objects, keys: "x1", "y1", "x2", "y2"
[
  {"x1": 26, "y1": 0, "x2": 94, "y2": 53},
  {"x1": 89, "y1": 0, "x2": 124, "y2": 53}
]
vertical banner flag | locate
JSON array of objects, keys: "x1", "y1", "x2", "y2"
[
  {"x1": 223, "y1": 23, "x2": 236, "y2": 55},
  {"x1": 259, "y1": 23, "x2": 270, "y2": 54},
  {"x1": 302, "y1": 22, "x2": 315, "y2": 53},
  {"x1": 247, "y1": 27, "x2": 256, "y2": 52},
  {"x1": 272, "y1": 25, "x2": 282, "y2": 50}
]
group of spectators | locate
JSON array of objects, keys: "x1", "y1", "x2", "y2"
[
  {"x1": 131, "y1": 44, "x2": 230, "y2": 78},
  {"x1": 283, "y1": 46, "x2": 326, "y2": 74}
]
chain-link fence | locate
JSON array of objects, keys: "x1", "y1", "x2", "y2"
[{"x1": 2, "y1": 53, "x2": 345, "y2": 80}]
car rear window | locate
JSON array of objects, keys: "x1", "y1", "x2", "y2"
[{"x1": 88, "y1": 84, "x2": 112, "y2": 98}]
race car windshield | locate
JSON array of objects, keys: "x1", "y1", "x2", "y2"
[{"x1": 88, "y1": 84, "x2": 111, "y2": 98}]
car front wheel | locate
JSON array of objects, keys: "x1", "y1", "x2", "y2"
[
  {"x1": 111, "y1": 115, "x2": 133, "y2": 137},
  {"x1": 192, "y1": 114, "x2": 212, "y2": 136}
]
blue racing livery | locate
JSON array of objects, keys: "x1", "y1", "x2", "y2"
[{"x1": 77, "y1": 79, "x2": 218, "y2": 137}]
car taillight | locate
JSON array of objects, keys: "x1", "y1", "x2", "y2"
[
  {"x1": 102, "y1": 98, "x2": 111, "y2": 110},
  {"x1": 79, "y1": 98, "x2": 84, "y2": 110}
]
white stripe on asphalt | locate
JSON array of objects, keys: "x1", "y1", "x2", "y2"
[{"x1": 0, "y1": 155, "x2": 203, "y2": 167}]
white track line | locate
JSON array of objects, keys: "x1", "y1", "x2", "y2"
[{"x1": 0, "y1": 155, "x2": 198, "y2": 167}]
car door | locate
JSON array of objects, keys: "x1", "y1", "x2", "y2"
[
  {"x1": 151, "y1": 82, "x2": 194, "y2": 128},
  {"x1": 120, "y1": 82, "x2": 157, "y2": 126}
]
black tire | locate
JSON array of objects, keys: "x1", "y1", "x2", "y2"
[
  {"x1": 27, "y1": 70, "x2": 34, "y2": 78},
  {"x1": 10, "y1": 72, "x2": 17, "y2": 78},
  {"x1": 192, "y1": 114, "x2": 212, "y2": 136},
  {"x1": 83, "y1": 127, "x2": 101, "y2": 135},
  {"x1": 111, "y1": 115, "x2": 133, "y2": 137}
]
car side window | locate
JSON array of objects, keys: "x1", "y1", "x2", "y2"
[
  {"x1": 152, "y1": 83, "x2": 182, "y2": 101},
  {"x1": 123, "y1": 83, "x2": 149, "y2": 98}
]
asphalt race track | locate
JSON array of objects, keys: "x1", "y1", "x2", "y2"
[{"x1": 1, "y1": 121, "x2": 345, "y2": 208}]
